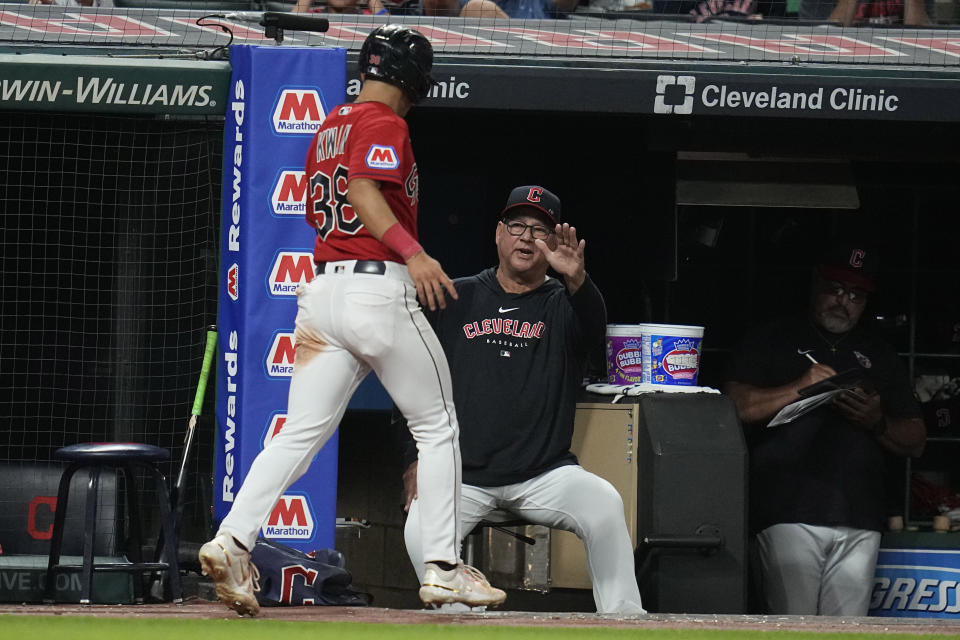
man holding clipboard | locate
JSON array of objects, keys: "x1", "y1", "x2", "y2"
[{"x1": 723, "y1": 241, "x2": 926, "y2": 616}]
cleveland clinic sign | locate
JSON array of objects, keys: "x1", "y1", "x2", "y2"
[{"x1": 654, "y1": 74, "x2": 901, "y2": 116}]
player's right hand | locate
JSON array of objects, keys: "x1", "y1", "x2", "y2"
[
  {"x1": 406, "y1": 252, "x2": 458, "y2": 311},
  {"x1": 796, "y1": 363, "x2": 837, "y2": 390}
]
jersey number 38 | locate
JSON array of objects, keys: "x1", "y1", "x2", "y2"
[{"x1": 308, "y1": 164, "x2": 363, "y2": 240}]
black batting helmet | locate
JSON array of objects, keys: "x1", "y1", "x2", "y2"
[{"x1": 358, "y1": 24, "x2": 435, "y2": 104}]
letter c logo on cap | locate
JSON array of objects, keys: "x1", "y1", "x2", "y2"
[{"x1": 848, "y1": 249, "x2": 865, "y2": 268}]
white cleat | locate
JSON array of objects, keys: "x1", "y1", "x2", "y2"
[
  {"x1": 419, "y1": 562, "x2": 507, "y2": 608},
  {"x1": 198, "y1": 533, "x2": 261, "y2": 617}
]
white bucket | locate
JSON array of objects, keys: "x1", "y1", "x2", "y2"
[
  {"x1": 605, "y1": 324, "x2": 646, "y2": 385},
  {"x1": 606, "y1": 323, "x2": 705, "y2": 387}
]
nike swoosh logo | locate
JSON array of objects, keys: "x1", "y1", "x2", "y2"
[{"x1": 498, "y1": 307, "x2": 519, "y2": 313}]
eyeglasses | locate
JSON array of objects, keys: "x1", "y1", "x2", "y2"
[
  {"x1": 502, "y1": 220, "x2": 554, "y2": 240},
  {"x1": 819, "y1": 280, "x2": 868, "y2": 304}
]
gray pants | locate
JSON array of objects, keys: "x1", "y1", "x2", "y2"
[
  {"x1": 404, "y1": 464, "x2": 646, "y2": 614},
  {"x1": 756, "y1": 522, "x2": 881, "y2": 616}
]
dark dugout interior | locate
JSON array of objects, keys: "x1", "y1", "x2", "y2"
[
  {"x1": 408, "y1": 109, "x2": 960, "y2": 577},
  {"x1": 410, "y1": 109, "x2": 677, "y2": 326},
  {"x1": 409, "y1": 108, "x2": 960, "y2": 390}
]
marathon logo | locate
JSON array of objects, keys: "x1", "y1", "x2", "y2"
[
  {"x1": 263, "y1": 414, "x2": 287, "y2": 449},
  {"x1": 227, "y1": 263, "x2": 239, "y2": 301},
  {"x1": 871, "y1": 549, "x2": 960, "y2": 617},
  {"x1": 365, "y1": 144, "x2": 399, "y2": 170},
  {"x1": 272, "y1": 89, "x2": 325, "y2": 135},
  {"x1": 266, "y1": 332, "x2": 296, "y2": 377},
  {"x1": 271, "y1": 170, "x2": 308, "y2": 216},
  {"x1": 262, "y1": 494, "x2": 314, "y2": 540},
  {"x1": 268, "y1": 252, "x2": 314, "y2": 297}
]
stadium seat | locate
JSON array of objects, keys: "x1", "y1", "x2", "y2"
[{"x1": 44, "y1": 443, "x2": 182, "y2": 605}]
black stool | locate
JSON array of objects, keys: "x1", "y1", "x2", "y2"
[
  {"x1": 462, "y1": 516, "x2": 551, "y2": 594},
  {"x1": 462, "y1": 517, "x2": 537, "y2": 567},
  {"x1": 44, "y1": 443, "x2": 183, "y2": 604}
]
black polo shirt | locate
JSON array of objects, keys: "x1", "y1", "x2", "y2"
[{"x1": 725, "y1": 316, "x2": 920, "y2": 533}]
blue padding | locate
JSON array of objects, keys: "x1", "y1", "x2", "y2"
[{"x1": 55, "y1": 442, "x2": 171, "y2": 463}]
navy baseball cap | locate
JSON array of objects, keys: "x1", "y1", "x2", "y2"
[
  {"x1": 501, "y1": 186, "x2": 561, "y2": 225},
  {"x1": 816, "y1": 241, "x2": 879, "y2": 292}
]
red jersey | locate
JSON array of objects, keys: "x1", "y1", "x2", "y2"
[{"x1": 304, "y1": 101, "x2": 420, "y2": 264}]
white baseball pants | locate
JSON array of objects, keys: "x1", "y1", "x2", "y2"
[
  {"x1": 755, "y1": 522, "x2": 881, "y2": 616},
  {"x1": 220, "y1": 259, "x2": 462, "y2": 565},
  {"x1": 404, "y1": 464, "x2": 646, "y2": 614}
]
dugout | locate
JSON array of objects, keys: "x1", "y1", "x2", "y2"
[{"x1": 2, "y1": 8, "x2": 960, "y2": 611}]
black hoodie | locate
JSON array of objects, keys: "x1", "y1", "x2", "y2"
[{"x1": 403, "y1": 266, "x2": 607, "y2": 487}]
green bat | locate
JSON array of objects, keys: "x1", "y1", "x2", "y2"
[{"x1": 173, "y1": 325, "x2": 218, "y2": 514}]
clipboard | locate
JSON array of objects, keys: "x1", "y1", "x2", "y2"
[
  {"x1": 768, "y1": 368, "x2": 873, "y2": 428},
  {"x1": 797, "y1": 368, "x2": 871, "y2": 397},
  {"x1": 767, "y1": 390, "x2": 846, "y2": 427}
]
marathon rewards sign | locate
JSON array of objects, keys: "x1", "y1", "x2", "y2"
[
  {"x1": 215, "y1": 45, "x2": 345, "y2": 551},
  {"x1": 870, "y1": 547, "x2": 960, "y2": 618}
]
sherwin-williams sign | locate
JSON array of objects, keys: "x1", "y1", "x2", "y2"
[
  {"x1": 214, "y1": 45, "x2": 346, "y2": 552},
  {"x1": 0, "y1": 54, "x2": 229, "y2": 115}
]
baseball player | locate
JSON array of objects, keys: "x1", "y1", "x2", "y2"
[
  {"x1": 199, "y1": 24, "x2": 505, "y2": 616},
  {"x1": 401, "y1": 186, "x2": 646, "y2": 614}
]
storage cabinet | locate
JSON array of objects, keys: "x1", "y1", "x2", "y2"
[{"x1": 553, "y1": 396, "x2": 748, "y2": 613}]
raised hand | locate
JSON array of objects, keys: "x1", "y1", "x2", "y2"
[{"x1": 535, "y1": 223, "x2": 586, "y2": 293}]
